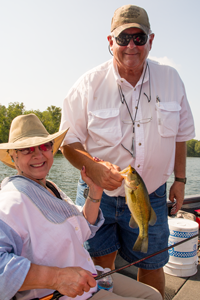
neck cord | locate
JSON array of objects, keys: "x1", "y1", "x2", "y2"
[
  {"x1": 118, "y1": 62, "x2": 150, "y2": 125},
  {"x1": 118, "y1": 62, "x2": 151, "y2": 157}
]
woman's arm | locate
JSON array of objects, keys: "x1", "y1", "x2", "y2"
[
  {"x1": 81, "y1": 166, "x2": 103, "y2": 224},
  {"x1": 19, "y1": 263, "x2": 96, "y2": 298}
]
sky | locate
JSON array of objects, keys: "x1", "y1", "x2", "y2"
[{"x1": 0, "y1": 0, "x2": 200, "y2": 140}]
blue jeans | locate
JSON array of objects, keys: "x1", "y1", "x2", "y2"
[{"x1": 76, "y1": 177, "x2": 169, "y2": 270}]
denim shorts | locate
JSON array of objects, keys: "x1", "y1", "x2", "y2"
[{"x1": 76, "y1": 177, "x2": 169, "y2": 270}]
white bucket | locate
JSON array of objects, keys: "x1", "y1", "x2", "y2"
[{"x1": 164, "y1": 218, "x2": 199, "y2": 277}]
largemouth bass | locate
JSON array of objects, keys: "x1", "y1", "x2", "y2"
[{"x1": 119, "y1": 165, "x2": 157, "y2": 253}]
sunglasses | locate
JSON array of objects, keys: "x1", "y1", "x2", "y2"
[
  {"x1": 17, "y1": 142, "x2": 53, "y2": 155},
  {"x1": 114, "y1": 32, "x2": 148, "y2": 46}
]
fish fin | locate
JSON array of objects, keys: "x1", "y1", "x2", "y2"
[
  {"x1": 129, "y1": 216, "x2": 138, "y2": 229},
  {"x1": 149, "y1": 207, "x2": 157, "y2": 226},
  {"x1": 133, "y1": 236, "x2": 148, "y2": 253}
]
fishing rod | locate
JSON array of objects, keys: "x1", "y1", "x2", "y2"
[{"x1": 34, "y1": 233, "x2": 199, "y2": 300}]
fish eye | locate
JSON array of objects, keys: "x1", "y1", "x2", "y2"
[{"x1": 132, "y1": 171, "x2": 136, "y2": 174}]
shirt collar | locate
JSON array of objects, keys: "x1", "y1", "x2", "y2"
[{"x1": 112, "y1": 59, "x2": 149, "y2": 88}]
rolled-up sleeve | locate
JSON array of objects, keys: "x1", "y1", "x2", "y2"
[
  {"x1": 0, "y1": 220, "x2": 31, "y2": 300},
  {"x1": 176, "y1": 81, "x2": 195, "y2": 142},
  {"x1": 84, "y1": 209, "x2": 105, "y2": 239},
  {"x1": 60, "y1": 77, "x2": 89, "y2": 146}
]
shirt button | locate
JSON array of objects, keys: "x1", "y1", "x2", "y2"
[
  {"x1": 134, "y1": 88, "x2": 136, "y2": 91},
  {"x1": 75, "y1": 227, "x2": 79, "y2": 231},
  {"x1": 137, "y1": 164, "x2": 140, "y2": 168},
  {"x1": 137, "y1": 124, "x2": 140, "y2": 127},
  {"x1": 88, "y1": 257, "x2": 90, "y2": 261},
  {"x1": 135, "y1": 106, "x2": 138, "y2": 109},
  {"x1": 139, "y1": 143, "x2": 142, "y2": 146}
]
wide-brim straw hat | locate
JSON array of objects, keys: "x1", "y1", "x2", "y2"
[{"x1": 0, "y1": 113, "x2": 69, "y2": 169}]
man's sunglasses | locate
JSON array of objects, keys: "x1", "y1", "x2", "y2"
[
  {"x1": 114, "y1": 32, "x2": 148, "y2": 46},
  {"x1": 17, "y1": 142, "x2": 53, "y2": 155}
]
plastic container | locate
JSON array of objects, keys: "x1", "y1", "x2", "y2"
[
  {"x1": 164, "y1": 218, "x2": 199, "y2": 277},
  {"x1": 95, "y1": 266, "x2": 113, "y2": 292}
]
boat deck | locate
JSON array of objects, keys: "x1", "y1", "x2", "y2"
[{"x1": 116, "y1": 246, "x2": 200, "y2": 300}]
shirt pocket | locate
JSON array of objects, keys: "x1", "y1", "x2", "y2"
[
  {"x1": 155, "y1": 102, "x2": 181, "y2": 137},
  {"x1": 88, "y1": 109, "x2": 122, "y2": 147}
]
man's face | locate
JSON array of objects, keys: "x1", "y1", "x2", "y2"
[{"x1": 108, "y1": 27, "x2": 154, "y2": 74}]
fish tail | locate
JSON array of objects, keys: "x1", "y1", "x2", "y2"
[{"x1": 133, "y1": 236, "x2": 148, "y2": 253}]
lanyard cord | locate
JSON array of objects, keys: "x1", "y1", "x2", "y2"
[
  {"x1": 118, "y1": 62, "x2": 150, "y2": 129},
  {"x1": 118, "y1": 62, "x2": 150, "y2": 158}
]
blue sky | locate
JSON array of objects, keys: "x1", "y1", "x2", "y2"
[{"x1": 0, "y1": 0, "x2": 200, "y2": 140}]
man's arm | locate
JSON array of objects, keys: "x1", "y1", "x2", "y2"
[
  {"x1": 61, "y1": 143, "x2": 123, "y2": 191},
  {"x1": 169, "y1": 141, "x2": 187, "y2": 214}
]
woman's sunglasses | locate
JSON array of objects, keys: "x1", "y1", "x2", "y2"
[
  {"x1": 114, "y1": 32, "x2": 148, "y2": 46},
  {"x1": 17, "y1": 141, "x2": 53, "y2": 155}
]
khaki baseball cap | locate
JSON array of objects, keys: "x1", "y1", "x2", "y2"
[{"x1": 111, "y1": 4, "x2": 150, "y2": 37}]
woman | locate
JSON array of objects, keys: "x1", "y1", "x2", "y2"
[{"x1": 0, "y1": 114, "x2": 162, "y2": 300}]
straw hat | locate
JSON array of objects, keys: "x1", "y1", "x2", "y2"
[{"x1": 0, "y1": 113, "x2": 69, "y2": 169}]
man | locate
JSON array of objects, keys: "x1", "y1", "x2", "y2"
[{"x1": 60, "y1": 4, "x2": 195, "y2": 298}]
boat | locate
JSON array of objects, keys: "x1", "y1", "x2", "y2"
[{"x1": 115, "y1": 195, "x2": 200, "y2": 300}]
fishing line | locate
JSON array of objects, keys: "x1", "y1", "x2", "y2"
[{"x1": 36, "y1": 233, "x2": 198, "y2": 300}]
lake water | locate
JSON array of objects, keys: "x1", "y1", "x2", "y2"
[{"x1": 0, "y1": 156, "x2": 199, "y2": 202}]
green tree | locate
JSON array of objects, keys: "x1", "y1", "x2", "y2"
[
  {"x1": 0, "y1": 105, "x2": 8, "y2": 143},
  {"x1": 0, "y1": 103, "x2": 62, "y2": 143},
  {"x1": 194, "y1": 141, "x2": 200, "y2": 156},
  {"x1": 186, "y1": 139, "x2": 196, "y2": 157},
  {"x1": 0, "y1": 102, "x2": 25, "y2": 143},
  {"x1": 42, "y1": 106, "x2": 61, "y2": 134},
  {"x1": 186, "y1": 139, "x2": 200, "y2": 157}
]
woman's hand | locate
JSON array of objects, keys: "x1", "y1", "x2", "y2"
[
  {"x1": 81, "y1": 166, "x2": 103, "y2": 200},
  {"x1": 19, "y1": 264, "x2": 96, "y2": 298},
  {"x1": 53, "y1": 266, "x2": 96, "y2": 298}
]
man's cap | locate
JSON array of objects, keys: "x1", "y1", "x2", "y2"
[{"x1": 111, "y1": 4, "x2": 150, "y2": 37}]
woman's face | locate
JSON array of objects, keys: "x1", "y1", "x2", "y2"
[{"x1": 12, "y1": 143, "x2": 54, "y2": 184}]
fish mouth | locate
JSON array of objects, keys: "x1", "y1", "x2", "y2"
[
  {"x1": 125, "y1": 181, "x2": 138, "y2": 190},
  {"x1": 119, "y1": 166, "x2": 132, "y2": 178}
]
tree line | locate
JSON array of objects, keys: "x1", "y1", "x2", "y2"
[
  {"x1": 0, "y1": 102, "x2": 61, "y2": 143},
  {"x1": 186, "y1": 139, "x2": 200, "y2": 157},
  {"x1": 0, "y1": 102, "x2": 200, "y2": 157}
]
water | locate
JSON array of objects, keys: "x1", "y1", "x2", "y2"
[{"x1": 0, "y1": 156, "x2": 199, "y2": 202}]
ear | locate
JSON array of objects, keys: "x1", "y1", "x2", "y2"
[
  {"x1": 148, "y1": 33, "x2": 155, "y2": 51},
  {"x1": 107, "y1": 35, "x2": 114, "y2": 51}
]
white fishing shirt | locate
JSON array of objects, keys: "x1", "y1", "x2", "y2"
[
  {"x1": 0, "y1": 176, "x2": 104, "y2": 300},
  {"x1": 60, "y1": 58, "x2": 195, "y2": 195}
]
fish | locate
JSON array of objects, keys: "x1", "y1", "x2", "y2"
[{"x1": 119, "y1": 165, "x2": 157, "y2": 253}]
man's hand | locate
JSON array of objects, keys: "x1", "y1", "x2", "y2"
[
  {"x1": 169, "y1": 181, "x2": 185, "y2": 214},
  {"x1": 61, "y1": 143, "x2": 123, "y2": 191},
  {"x1": 53, "y1": 267, "x2": 96, "y2": 298},
  {"x1": 91, "y1": 159, "x2": 123, "y2": 190}
]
